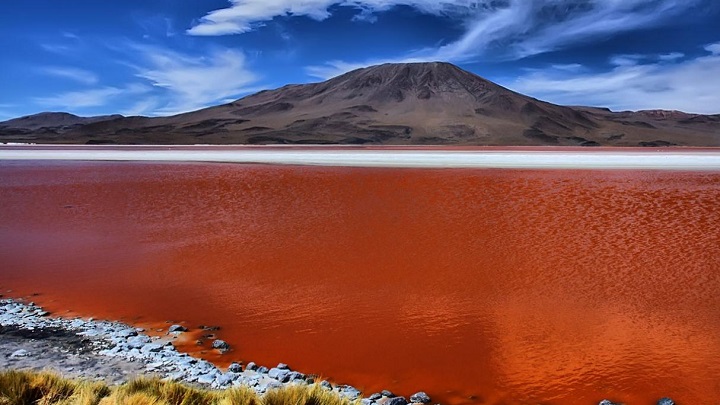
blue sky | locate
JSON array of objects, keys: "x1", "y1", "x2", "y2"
[{"x1": 1, "y1": 0, "x2": 719, "y2": 120}]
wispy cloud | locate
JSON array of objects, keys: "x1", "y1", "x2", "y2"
[
  {"x1": 38, "y1": 66, "x2": 99, "y2": 85},
  {"x1": 190, "y1": 0, "x2": 703, "y2": 66},
  {"x1": 129, "y1": 45, "x2": 263, "y2": 115},
  {"x1": 34, "y1": 84, "x2": 149, "y2": 109},
  {"x1": 503, "y1": 43, "x2": 720, "y2": 114},
  {"x1": 303, "y1": 0, "x2": 706, "y2": 79}
]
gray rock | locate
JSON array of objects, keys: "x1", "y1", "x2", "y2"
[
  {"x1": 382, "y1": 390, "x2": 396, "y2": 398},
  {"x1": 386, "y1": 397, "x2": 408, "y2": 405},
  {"x1": 140, "y1": 343, "x2": 163, "y2": 354},
  {"x1": 197, "y1": 373, "x2": 216, "y2": 385},
  {"x1": 369, "y1": 393, "x2": 383, "y2": 401},
  {"x1": 127, "y1": 335, "x2": 151, "y2": 349},
  {"x1": 410, "y1": 392, "x2": 431, "y2": 404},
  {"x1": 361, "y1": 399, "x2": 374, "y2": 405},
  {"x1": 340, "y1": 386, "x2": 361, "y2": 400},
  {"x1": 10, "y1": 349, "x2": 29, "y2": 358},
  {"x1": 228, "y1": 362, "x2": 243, "y2": 373},
  {"x1": 169, "y1": 324, "x2": 187, "y2": 332},
  {"x1": 245, "y1": 361, "x2": 258, "y2": 371},
  {"x1": 320, "y1": 380, "x2": 333, "y2": 390},
  {"x1": 268, "y1": 367, "x2": 290, "y2": 381},
  {"x1": 257, "y1": 366, "x2": 269, "y2": 374},
  {"x1": 599, "y1": 401, "x2": 621, "y2": 405},
  {"x1": 116, "y1": 329, "x2": 138, "y2": 338},
  {"x1": 277, "y1": 362, "x2": 290, "y2": 370},
  {"x1": 657, "y1": 399, "x2": 675, "y2": 405},
  {"x1": 212, "y1": 339, "x2": 230, "y2": 352}
]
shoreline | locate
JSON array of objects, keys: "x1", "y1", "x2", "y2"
[
  {"x1": 0, "y1": 298, "x2": 418, "y2": 405},
  {"x1": 0, "y1": 146, "x2": 719, "y2": 170}
]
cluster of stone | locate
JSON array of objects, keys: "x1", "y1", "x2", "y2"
[{"x1": 0, "y1": 299, "x2": 432, "y2": 403}]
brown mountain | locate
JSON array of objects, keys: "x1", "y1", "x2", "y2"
[{"x1": 2, "y1": 62, "x2": 719, "y2": 146}]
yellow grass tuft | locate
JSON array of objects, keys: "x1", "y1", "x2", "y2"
[{"x1": 0, "y1": 370, "x2": 359, "y2": 405}]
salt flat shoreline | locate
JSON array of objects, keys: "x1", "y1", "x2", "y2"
[{"x1": 1, "y1": 146, "x2": 720, "y2": 170}]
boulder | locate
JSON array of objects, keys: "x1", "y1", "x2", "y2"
[
  {"x1": 599, "y1": 401, "x2": 620, "y2": 405},
  {"x1": 369, "y1": 393, "x2": 383, "y2": 401},
  {"x1": 245, "y1": 362, "x2": 258, "y2": 371},
  {"x1": 657, "y1": 399, "x2": 675, "y2": 405},
  {"x1": 228, "y1": 362, "x2": 243, "y2": 373},
  {"x1": 382, "y1": 390, "x2": 395, "y2": 398},
  {"x1": 257, "y1": 366, "x2": 269, "y2": 374},
  {"x1": 320, "y1": 380, "x2": 333, "y2": 390},
  {"x1": 277, "y1": 363, "x2": 290, "y2": 370},
  {"x1": 340, "y1": 386, "x2": 361, "y2": 400},
  {"x1": 410, "y1": 392, "x2": 431, "y2": 404},
  {"x1": 169, "y1": 325, "x2": 187, "y2": 332}
]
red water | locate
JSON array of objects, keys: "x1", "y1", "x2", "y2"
[{"x1": 1, "y1": 160, "x2": 719, "y2": 404}]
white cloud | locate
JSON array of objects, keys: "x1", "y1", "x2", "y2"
[
  {"x1": 191, "y1": 0, "x2": 702, "y2": 67},
  {"x1": 131, "y1": 46, "x2": 262, "y2": 115},
  {"x1": 303, "y1": 0, "x2": 705, "y2": 79},
  {"x1": 39, "y1": 67, "x2": 99, "y2": 85},
  {"x1": 658, "y1": 52, "x2": 684, "y2": 61},
  {"x1": 609, "y1": 54, "x2": 645, "y2": 66},
  {"x1": 504, "y1": 47, "x2": 720, "y2": 114},
  {"x1": 35, "y1": 84, "x2": 149, "y2": 109},
  {"x1": 705, "y1": 42, "x2": 720, "y2": 55}
]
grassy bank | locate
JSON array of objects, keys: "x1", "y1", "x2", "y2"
[{"x1": 0, "y1": 370, "x2": 358, "y2": 405}]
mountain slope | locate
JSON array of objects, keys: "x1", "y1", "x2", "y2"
[{"x1": 1, "y1": 62, "x2": 719, "y2": 146}]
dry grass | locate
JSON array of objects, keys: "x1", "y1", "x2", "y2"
[{"x1": 0, "y1": 370, "x2": 357, "y2": 405}]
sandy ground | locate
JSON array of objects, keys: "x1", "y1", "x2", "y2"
[{"x1": 0, "y1": 146, "x2": 720, "y2": 170}]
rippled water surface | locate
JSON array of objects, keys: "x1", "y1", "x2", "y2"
[{"x1": 1, "y1": 161, "x2": 719, "y2": 404}]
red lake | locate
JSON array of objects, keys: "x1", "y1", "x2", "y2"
[{"x1": 1, "y1": 160, "x2": 719, "y2": 404}]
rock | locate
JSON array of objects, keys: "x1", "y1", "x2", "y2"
[
  {"x1": 211, "y1": 339, "x2": 230, "y2": 352},
  {"x1": 657, "y1": 399, "x2": 675, "y2": 405},
  {"x1": 410, "y1": 392, "x2": 431, "y2": 404},
  {"x1": 598, "y1": 401, "x2": 621, "y2": 405},
  {"x1": 340, "y1": 386, "x2": 361, "y2": 400},
  {"x1": 320, "y1": 380, "x2": 333, "y2": 390},
  {"x1": 277, "y1": 363, "x2": 290, "y2": 370},
  {"x1": 200, "y1": 325, "x2": 221, "y2": 331},
  {"x1": 228, "y1": 362, "x2": 243, "y2": 373},
  {"x1": 268, "y1": 367, "x2": 290, "y2": 381},
  {"x1": 257, "y1": 366, "x2": 269, "y2": 374},
  {"x1": 10, "y1": 349, "x2": 29, "y2": 358},
  {"x1": 245, "y1": 361, "x2": 258, "y2": 371},
  {"x1": 116, "y1": 329, "x2": 138, "y2": 338},
  {"x1": 362, "y1": 399, "x2": 374, "y2": 405},
  {"x1": 386, "y1": 397, "x2": 408, "y2": 405},
  {"x1": 369, "y1": 393, "x2": 383, "y2": 401},
  {"x1": 197, "y1": 373, "x2": 216, "y2": 385},
  {"x1": 140, "y1": 343, "x2": 163, "y2": 354},
  {"x1": 127, "y1": 335, "x2": 151, "y2": 349},
  {"x1": 382, "y1": 390, "x2": 396, "y2": 398},
  {"x1": 169, "y1": 324, "x2": 187, "y2": 332}
]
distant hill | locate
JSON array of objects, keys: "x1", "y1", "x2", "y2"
[{"x1": 2, "y1": 62, "x2": 718, "y2": 146}]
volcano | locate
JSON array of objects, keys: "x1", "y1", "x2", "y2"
[{"x1": 2, "y1": 62, "x2": 719, "y2": 146}]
